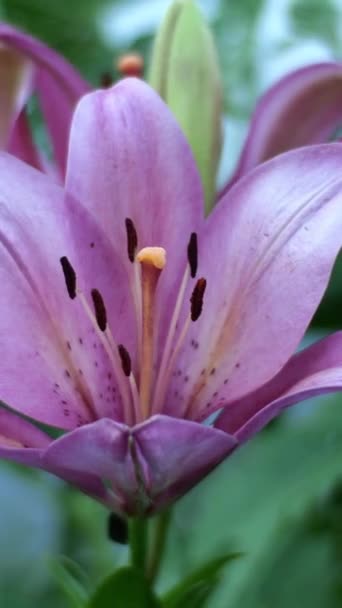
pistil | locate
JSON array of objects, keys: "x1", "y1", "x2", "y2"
[{"x1": 136, "y1": 247, "x2": 166, "y2": 418}]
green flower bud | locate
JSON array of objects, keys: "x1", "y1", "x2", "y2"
[{"x1": 149, "y1": 0, "x2": 223, "y2": 213}]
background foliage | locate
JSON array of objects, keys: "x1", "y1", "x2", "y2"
[{"x1": 0, "y1": 0, "x2": 342, "y2": 606}]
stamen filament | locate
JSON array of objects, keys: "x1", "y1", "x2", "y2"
[
  {"x1": 158, "y1": 314, "x2": 192, "y2": 406},
  {"x1": 118, "y1": 343, "x2": 141, "y2": 423},
  {"x1": 133, "y1": 261, "x2": 143, "y2": 364},
  {"x1": 77, "y1": 291, "x2": 133, "y2": 423},
  {"x1": 104, "y1": 325, "x2": 137, "y2": 425},
  {"x1": 129, "y1": 373, "x2": 142, "y2": 423},
  {"x1": 153, "y1": 277, "x2": 207, "y2": 412},
  {"x1": 151, "y1": 267, "x2": 190, "y2": 414}
]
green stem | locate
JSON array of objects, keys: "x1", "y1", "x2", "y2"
[
  {"x1": 128, "y1": 517, "x2": 149, "y2": 572},
  {"x1": 146, "y1": 509, "x2": 172, "y2": 584}
]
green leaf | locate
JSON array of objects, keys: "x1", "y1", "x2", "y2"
[
  {"x1": 229, "y1": 491, "x2": 342, "y2": 608},
  {"x1": 88, "y1": 567, "x2": 161, "y2": 608},
  {"x1": 164, "y1": 582, "x2": 214, "y2": 608},
  {"x1": 49, "y1": 555, "x2": 89, "y2": 608},
  {"x1": 162, "y1": 553, "x2": 241, "y2": 608},
  {"x1": 164, "y1": 393, "x2": 342, "y2": 607}
]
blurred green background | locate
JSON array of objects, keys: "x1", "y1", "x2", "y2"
[{"x1": 1, "y1": 0, "x2": 342, "y2": 606}]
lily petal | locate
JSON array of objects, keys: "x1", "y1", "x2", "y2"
[
  {"x1": 0, "y1": 408, "x2": 109, "y2": 502},
  {"x1": 224, "y1": 62, "x2": 342, "y2": 192},
  {"x1": 0, "y1": 407, "x2": 51, "y2": 472},
  {"x1": 42, "y1": 415, "x2": 236, "y2": 515},
  {"x1": 0, "y1": 153, "x2": 134, "y2": 428},
  {"x1": 169, "y1": 145, "x2": 342, "y2": 419},
  {"x1": 0, "y1": 408, "x2": 51, "y2": 448},
  {"x1": 0, "y1": 24, "x2": 90, "y2": 175},
  {"x1": 66, "y1": 78, "x2": 205, "y2": 362},
  {"x1": 66, "y1": 78, "x2": 203, "y2": 306},
  {"x1": 215, "y1": 332, "x2": 342, "y2": 441},
  {"x1": 134, "y1": 416, "x2": 236, "y2": 512},
  {"x1": 43, "y1": 419, "x2": 142, "y2": 515}
]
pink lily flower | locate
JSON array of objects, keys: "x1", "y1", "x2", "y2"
[
  {"x1": 1, "y1": 78, "x2": 342, "y2": 516},
  {"x1": 0, "y1": 23, "x2": 90, "y2": 178}
]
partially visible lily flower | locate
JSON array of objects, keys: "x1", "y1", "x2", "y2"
[
  {"x1": 0, "y1": 24, "x2": 90, "y2": 178},
  {"x1": 0, "y1": 78, "x2": 342, "y2": 516},
  {"x1": 222, "y1": 62, "x2": 342, "y2": 194}
]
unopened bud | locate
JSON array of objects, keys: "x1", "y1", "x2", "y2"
[{"x1": 149, "y1": 0, "x2": 223, "y2": 213}]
